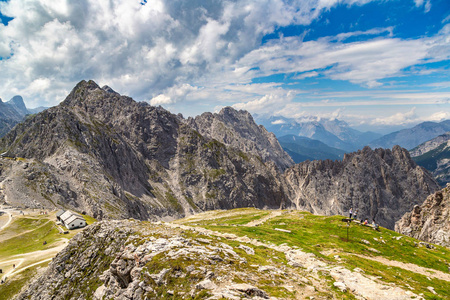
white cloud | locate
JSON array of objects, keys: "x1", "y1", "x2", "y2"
[
  {"x1": 372, "y1": 107, "x2": 418, "y2": 125},
  {"x1": 271, "y1": 119, "x2": 286, "y2": 125},
  {"x1": 232, "y1": 89, "x2": 296, "y2": 115},
  {"x1": 237, "y1": 35, "x2": 433, "y2": 88},
  {"x1": 0, "y1": 0, "x2": 448, "y2": 127},
  {"x1": 293, "y1": 71, "x2": 319, "y2": 80},
  {"x1": 414, "y1": 0, "x2": 431, "y2": 13},
  {"x1": 150, "y1": 83, "x2": 198, "y2": 106},
  {"x1": 0, "y1": 0, "x2": 382, "y2": 108}
]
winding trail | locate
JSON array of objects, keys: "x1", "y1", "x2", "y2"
[
  {"x1": 3, "y1": 258, "x2": 53, "y2": 280},
  {"x1": 0, "y1": 238, "x2": 68, "y2": 281},
  {"x1": 351, "y1": 253, "x2": 450, "y2": 282},
  {"x1": 0, "y1": 212, "x2": 12, "y2": 231}
]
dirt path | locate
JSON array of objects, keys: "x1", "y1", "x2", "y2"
[
  {"x1": 0, "y1": 212, "x2": 12, "y2": 231},
  {"x1": 5, "y1": 257, "x2": 53, "y2": 279},
  {"x1": 352, "y1": 253, "x2": 450, "y2": 282},
  {"x1": 244, "y1": 210, "x2": 284, "y2": 227},
  {"x1": 0, "y1": 238, "x2": 68, "y2": 281}
]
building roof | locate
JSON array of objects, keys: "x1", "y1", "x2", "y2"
[
  {"x1": 60, "y1": 210, "x2": 84, "y2": 223},
  {"x1": 56, "y1": 209, "x2": 65, "y2": 217},
  {"x1": 65, "y1": 215, "x2": 86, "y2": 225}
]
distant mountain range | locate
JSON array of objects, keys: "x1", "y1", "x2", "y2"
[
  {"x1": 410, "y1": 132, "x2": 450, "y2": 187},
  {"x1": 0, "y1": 95, "x2": 47, "y2": 137},
  {"x1": 254, "y1": 115, "x2": 381, "y2": 152},
  {"x1": 277, "y1": 134, "x2": 345, "y2": 163},
  {"x1": 255, "y1": 115, "x2": 450, "y2": 165},
  {"x1": 369, "y1": 120, "x2": 450, "y2": 150}
]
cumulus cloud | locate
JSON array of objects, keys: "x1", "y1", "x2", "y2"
[
  {"x1": 150, "y1": 83, "x2": 198, "y2": 105},
  {"x1": 0, "y1": 0, "x2": 384, "y2": 108},
  {"x1": 232, "y1": 89, "x2": 297, "y2": 115},
  {"x1": 372, "y1": 107, "x2": 418, "y2": 126},
  {"x1": 0, "y1": 0, "x2": 448, "y2": 126}
]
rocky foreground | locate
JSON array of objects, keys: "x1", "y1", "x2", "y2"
[
  {"x1": 16, "y1": 210, "x2": 450, "y2": 300},
  {"x1": 396, "y1": 184, "x2": 450, "y2": 247}
]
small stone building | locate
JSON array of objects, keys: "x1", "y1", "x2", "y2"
[{"x1": 58, "y1": 210, "x2": 87, "y2": 230}]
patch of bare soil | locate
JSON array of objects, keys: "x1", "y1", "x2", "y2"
[{"x1": 244, "y1": 210, "x2": 285, "y2": 227}]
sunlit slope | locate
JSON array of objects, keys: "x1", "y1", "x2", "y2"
[
  {"x1": 175, "y1": 208, "x2": 450, "y2": 299},
  {"x1": 0, "y1": 211, "x2": 94, "y2": 300}
]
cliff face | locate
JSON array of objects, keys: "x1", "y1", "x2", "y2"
[
  {"x1": 0, "y1": 81, "x2": 289, "y2": 220},
  {"x1": 395, "y1": 185, "x2": 450, "y2": 247},
  {"x1": 284, "y1": 146, "x2": 440, "y2": 229},
  {"x1": 188, "y1": 107, "x2": 294, "y2": 171}
]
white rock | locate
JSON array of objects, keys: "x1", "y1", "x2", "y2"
[
  {"x1": 93, "y1": 285, "x2": 106, "y2": 300},
  {"x1": 196, "y1": 279, "x2": 217, "y2": 290},
  {"x1": 333, "y1": 281, "x2": 347, "y2": 292},
  {"x1": 238, "y1": 244, "x2": 255, "y2": 255}
]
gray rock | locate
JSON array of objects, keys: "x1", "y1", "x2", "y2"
[
  {"x1": 283, "y1": 146, "x2": 439, "y2": 229},
  {"x1": 396, "y1": 185, "x2": 450, "y2": 247}
]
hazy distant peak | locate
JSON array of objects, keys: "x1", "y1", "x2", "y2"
[{"x1": 7, "y1": 95, "x2": 28, "y2": 116}]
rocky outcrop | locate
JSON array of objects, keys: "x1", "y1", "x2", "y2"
[
  {"x1": 283, "y1": 146, "x2": 440, "y2": 229},
  {"x1": 395, "y1": 185, "x2": 450, "y2": 247},
  {"x1": 188, "y1": 107, "x2": 294, "y2": 171}
]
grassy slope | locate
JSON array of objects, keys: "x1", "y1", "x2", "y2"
[
  {"x1": 176, "y1": 208, "x2": 450, "y2": 300},
  {"x1": 0, "y1": 213, "x2": 95, "y2": 300}
]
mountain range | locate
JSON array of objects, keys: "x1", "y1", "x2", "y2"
[
  {"x1": 369, "y1": 120, "x2": 450, "y2": 150},
  {"x1": 0, "y1": 80, "x2": 440, "y2": 230},
  {"x1": 0, "y1": 95, "x2": 47, "y2": 137},
  {"x1": 255, "y1": 115, "x2": 450, "y2": 168},
  {"x1": 255, "y1": 115, "x2": 382, "y2": 152},
  {"x1": 277, "y1": 134, "x2": 346, "y2": 163},
  {"x1": 410, "y1": 132, "x2": 450, "y2": 187}
]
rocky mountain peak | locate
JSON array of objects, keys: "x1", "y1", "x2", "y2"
[
  {"x1": 62, "y1": 80, "x2": 102, "y2": 107},
  {"x1": 6, "y1": 95, "x2": 28, "y2": 116},
  {"x1": 188, "y1": 106, "x2": 294, "y2": 171},
  {"x1": 218, "y1": 106, "x2": 254, "y2": 123},
  {"x1": 101, "y1": 85, "x2": 119, "y2": 95}
]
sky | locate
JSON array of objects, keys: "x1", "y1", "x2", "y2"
[{"x1": 0, "y1": 0, "x2": 449, "y2": 133}]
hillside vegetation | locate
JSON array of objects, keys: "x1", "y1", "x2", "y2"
[
  {"x1": 14, "y1": 208, "x2": 450, "y2": 300},
  {"x1": 0, "y1": 211, "x2": 94, "y2": 300}
]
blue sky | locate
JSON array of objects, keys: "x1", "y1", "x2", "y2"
[{"x1": 0, "y1": 0, "x2": 449, "y2": 132}]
